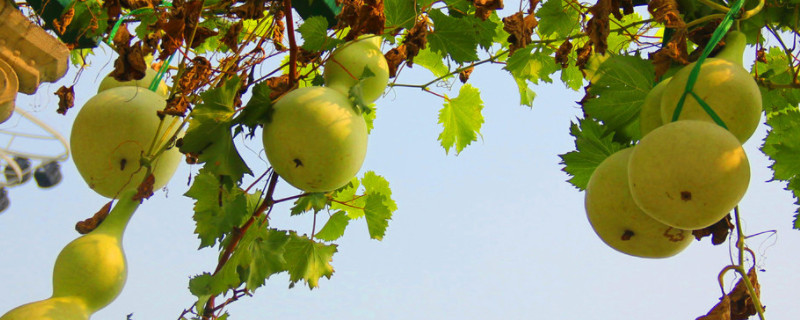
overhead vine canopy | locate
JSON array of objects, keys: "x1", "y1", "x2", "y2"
[{"x1": 1, "y1": 0, "x2": 798, "y2": 319}]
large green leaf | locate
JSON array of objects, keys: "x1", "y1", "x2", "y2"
[
  {"x1": 180, "y1": 76, "x2": 252, "y2": 181},
  {"x1": 438, "y1": 84, "x2": 484, "y2": 154},
  {"x1": 581, "y1": 55, "x2": 654, "y2": 139},
  {"x1": 559, "y1": 119, "x2": 628, "y2": 190}
]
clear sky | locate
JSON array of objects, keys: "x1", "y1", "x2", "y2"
[{"x1": 1, "y1": 4, "x2": 799, "y2": 320}]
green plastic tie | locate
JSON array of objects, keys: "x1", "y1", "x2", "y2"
[{"x1": 671, "y1": 0, "x2": 746, "y2": 128}]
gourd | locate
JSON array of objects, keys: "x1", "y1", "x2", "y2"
[
  {"x1": 70, "y1": 86, "x2": 183, "y2": 198},
  {"x1": 639, "y1": 77, "x2": 670, "y2": 137},
  {"x1": 585, "y1": 147, "x2": 693, "y2": 258},
  {"x1": 0, "y1": 189, "x2": 141, "y2": 320},
  {"x1": 659, "y1": 31, "x2": 762, "y2": 143},
  {"x1": 97, "y1": 68, "x2": 170, "y2": 98},
  {"x1": 262, "y1": 86, "x2": 368, "y2": 192},
  {"x1": 628, "y1": 120, "x2": 750, "y2": 230},
  {"x1": 323, "y1": 36, "x2": 389, "y2": 104}
]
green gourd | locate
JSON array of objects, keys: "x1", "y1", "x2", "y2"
[
  {"x1": 639, "y1": 77, "x2": 670, "y2": 137},
  {"x1": 659, "y1": 31, "x2": 762, "y2": 143},
  {"x1": 0, "y1": 189, "x2": 141, "y2": 319}
]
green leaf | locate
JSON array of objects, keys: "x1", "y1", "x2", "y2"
[
  {"x1": 364, "y1": 194, "x2": 392, "y2": 240},
  {"x1": 284, "y1": 233, "x2": 337, "y2": 289},
  {"x1": 514, "y1": 77, "x2": 536, "y2": 107},
  {"x1": 559, "y1": 118, "x2": 627, "y2": 190},
  {"x1": 297, "y1": 16, "x2": 342, "y2": 51},
  {"x1": 235, "y1": 81, "x2": 273, "y2": 134},
  {"x1": 560, "y1": 63, "x2": 584, "y2": 91},
  {"x1": 606, "y1": 13, "x2": 643, "y2": 53},
  {"x1": 385, "y1": 0, "x2": 417, "y2": 29},
  {"x1": 438, "y1": 84, "x2": 485, "y2": 154},
  {"x1": 180, "y1": 76, "x2": 252, "y2": 181},
  {"x1": 763, "y1": 108, "x2": 800, "y2": 181},
  {"x1": 763, "y1": 109, "x2": 800, "y2": 230},
  {"x1": 581, "y1": 54, "x2": 654, "y2": 138},
  {"x1": 413, "y1": 47, "x2": 451, "y2": 78},
  {"x1": 242, "y1": 227, "x2": 291, "y2": 290},
  {"x1": 290, "y1": 193, "x2": 329, "y2": 215},
  {"x1": 428, "y1": 9, "x2": 480, "y2": 63},
  {"x1": 315, "y1": 211, "x2": 351, "y2": 241},
  {"x1": 185, "y1": 169, "x2": 254, "y2": 248},
  {"x1": 467, "y1": 14, "x2": 500, "y2": 50},
  {"x1": 361, "y1": 171, "x2": 397, "y2": 211},
  {"x1": 536, "y1": 0, "x2": 581, "y2": 38},
  {"x1": 505, "y1": 45, "x2": 560, "y2": 84},
  {"x1": 331, "y1": 178, "x2": 363, "y2": 219}
]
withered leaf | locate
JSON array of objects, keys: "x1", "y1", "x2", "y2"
[
  {"x1": 134, "y1": 174, "x2": 156, "y2": 201},
  {"x1": 403, "y1": 18, "x2": 428, "y2": 65},
  {"x1": 339, "y1": 0, "x2": 386, "y2": 40},
  {"x1": 222, "y1": 21, "x2": 243, "y2": 51},
  {"x1": 110, "y1": 41, "x2": 148, "y2": 82},
  {"x1": 266, "y1": 74, "x2": 293, "y2": 100},
  {"x1": 503, "y1": 8, "x2": 539, "y2": 55},
  {"x1": 384, "y1": 47, "x2": 407, "y2": 78},
  {"x1": 555, "y1": 39, "x2": 573, "y2": 68},
  {"x1": 648, "y1": 0, "x2": 685, "y2": 29},
  {"x1": 75, "y1": 200, "x2": 113, "y2": 234},
  {"x1": 650, "y1": 28, "x2": 689, "y2": 80},
  {"x1": 231, "y1": 0, "x2": 269, "y2": 20},
  {"x1": 103, "y1": 0, "x2": 123, "y2": 20},
  {"x1": 52, "y1": 8, "x2": 75, "y2": 35},
  {"x1": 112, "y1": 23, "x2": 133, "y2": 46},
  {"x1": 475, "y1": 0, "x2": 504, "y2": 21},
  {"x1": 55, "y1": 86, "x2": 75, "y2": 115},
  {"x1": 459, "y1": 66, "x2": 474, "y2": 83},
  {"x1": 692, "y1": 214, "x2": 733, "y2": 245},
  {"x1": 159, "y1": 94, "x2": 190, "y2": 117},
  {"x1": 178, "y1": 57, "x2": 213, "y2": 94},
  {"x1": 697, "y1": 268, "x2": 762, "y2": 320},
  {"x1": 576, "y1": 41, "x2": 593, "y2": 70}
]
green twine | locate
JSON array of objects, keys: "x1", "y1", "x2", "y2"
[
  {"x1": 106, "y1": 2, "x2": 175, "y2": 95},
  {"x1": 671, "y1": 0, "x2": 747, "y2": 128}
]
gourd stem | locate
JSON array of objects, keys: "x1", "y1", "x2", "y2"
[
  {"x1": 733, "y1": 207, "x2": 766, "y2": 319},
  {"x1": 93, "y1": 189, "x2": 141, "y2": 237}
]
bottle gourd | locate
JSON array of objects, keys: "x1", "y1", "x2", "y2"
[{"x1": 0, "y1": 189, "x2": 140, "y2": 320}]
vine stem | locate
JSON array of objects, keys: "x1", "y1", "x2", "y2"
[
  {"x1": 283, "y1": 0, "x2": 298, "y2": 83},
  {"x1": 733, "y1": 206, "x2": 766, "y2": 320},
  {"x1": 201, "y1": 172, "x2": 280, "y2": 319}
]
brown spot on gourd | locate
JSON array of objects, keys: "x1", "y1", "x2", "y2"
[
  {"x1": 293, "y1": 158, "x2": 303, "y2": 168},
  {"x1": 120, "y1": 158, "x2": 127, "y2": 171},
  {"x1": 681, "y1": 191, "x2": 692, "y2": 201},
  {"x1": 663, "y1": 227, "x2": 686, "y2": 242},
  {"x1": 621, "y1": 230, "x2": 634, "y2": 241}
]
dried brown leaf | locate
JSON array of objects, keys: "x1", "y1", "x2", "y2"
[
  {"x1": 178, "y1": 57, "x2": 213, "y2": 94},
  {"x1": 692, "y1": 214, "x2": 734, "y2": 245},
  {"x1": 384, "y1": 47, "x2": 407, "y2": 78},
  {"x1": 555, "y1": 39, "x2": 573, "y2": 68},
  {"x1": 459, "y1": 66, "x2": 474, "y2": 83},
  {"x1": 75, "y1": 201, "x2": 113, "y2": 234},
  {"x1": 55, "y1": 86, "x2": 75, "y2": 115},
  {"x1": 650, "y1": 28, "x2": 689, "y2": 79},
  {"x1": 231, "y1": 0, "x2": 269, "y2": 20},
  {"x1": 648, "y1": 0, "x2": 685, "y2": 29},
  {"x1": 698, "y1": 268, "x2": 762, "y2": 320},
  {"x1": 339, "y1": 0, "x2": 386, "y2": 40},
  {"x1": 159, "y1": 94, "x2": 190, "y2": 117},
  {"x1": 52, "y1": 8, "x2": 75, "y2": 35},
  {"x1": 266, "y1": 74, "x2": 293, "y2": 100},
  {"x1": 503, "y1": 8, "x2": 539, "y2": 55},
  {"x1": 110, "y1": 41, "x2": 148, "y2": 82},
  {"x1": 474, "y1": 0, "x2": 504, "y2": 21},
  {"x1": 134, "y1": 174, "x2": 156, "y2": 201}
]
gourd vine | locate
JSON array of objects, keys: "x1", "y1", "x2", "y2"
[{"x1": 0, "y1": 0, "x2": 799, "y2": 319}]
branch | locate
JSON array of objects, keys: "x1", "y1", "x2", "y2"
[
  {"x1": 284, "y1": 0, "x2": 298, "y2": 83},
  {"x1": 201, "y1": 172, "x2": 280, "y2": 319}
]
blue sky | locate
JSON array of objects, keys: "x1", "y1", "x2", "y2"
[{"x1": 2, "y1": 3, "x2": 799, "y2": 319}]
